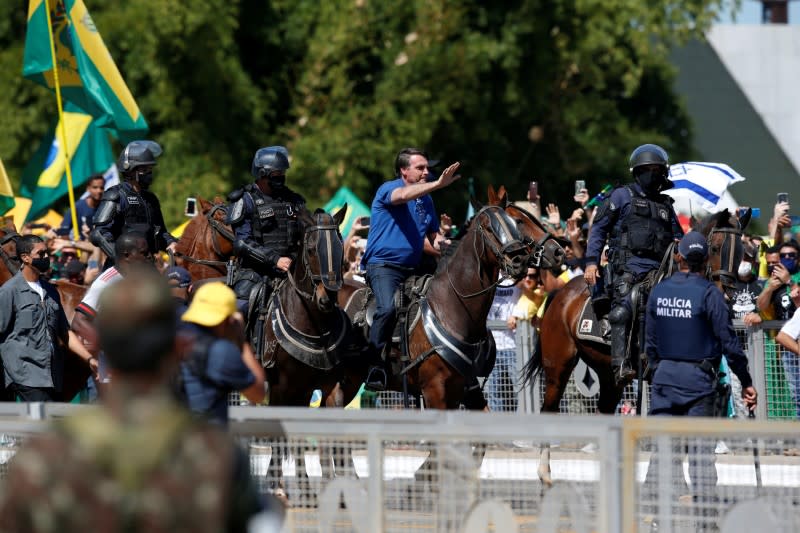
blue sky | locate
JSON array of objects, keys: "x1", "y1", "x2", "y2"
[{"x1": 718, "y1": 0, "x2": 800, "y2": 24}]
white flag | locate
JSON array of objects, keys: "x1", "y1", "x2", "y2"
[{"x1": 666, "y1": 162, "x2": 745, "y2": 213}]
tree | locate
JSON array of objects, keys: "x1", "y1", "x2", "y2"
[{"x1": 0, "y1": 0, "x2": 730, "y2": 228}]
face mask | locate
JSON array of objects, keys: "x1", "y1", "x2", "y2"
[
  {"x1": 635, "y1": 170, "x2": 662, "y2": 194},
  {"x1": 737, "y1": 261, "x2": 752, "y2": 278},
  {"x1": 781, "y1": 257, "x2": 798, "y2": 274},
  {"x1": 136, "y1": 169, "x2": 154, "y2": 190},
  {"x1": 31, "y1": 257, "x2": 51, "y2": 273},
  {"x1": 269, "y1": 175, "x2": 286, "y2": 190}
]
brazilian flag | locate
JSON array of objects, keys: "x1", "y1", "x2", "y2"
[
  {"x1": 23, "y1": 0, "x2": 148, "y2": 143},
  {"x1": 20, "y1": 103, "x2": 114, "y2": 222},
  {"x1": 0, "y1": 159, "x2": 15, "y2": 215}
]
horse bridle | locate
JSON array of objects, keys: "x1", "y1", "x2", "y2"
[
  {"x1": 507, "y1": 204, "x2": 564, "y2": 269},
  {"x1": 447, "y1": 206, "x2": 528, "y2": 299},
  {"x1": 287, "y1": 221, "x2": 344, "y2": 300},
  {"x1": 174, "y1": 204, "x2": 235, "y2": 273},
  {"x1": 0, "y1": 229, "x2": 21, "y2": 276},
  {"x1": 707, "y1": 226, "x2": 742, "y2": 292}
]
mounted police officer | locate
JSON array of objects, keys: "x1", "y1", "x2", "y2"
[
  {"x1": 643, "y1": 232, "x2": 757, "y2": 525},
  {"x1": 227, "y1": 146, "x2": 306, "y2": 338},
  {"x1": 90, "y1": 140, "x2": 177, "y2": 268},
  {"x1": 584, "y1": 144, "x2": 683, "y2": 386}
]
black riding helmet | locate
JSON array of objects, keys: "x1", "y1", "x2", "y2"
[
  {"x1": 251, "y1": 146, "x2": 290, "y2": 189},
  {"x1": 629, "y1": 143, "x2": 673, "y2": 193},
  {"x1": 118, "y1": 140, "x2": 162, "y2": 174}
]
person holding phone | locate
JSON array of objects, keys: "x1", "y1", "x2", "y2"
[
  {"x1": 358, "y1": 148, "x2": 461, "y2": 390},
  {"x1": 583, "y1": 144, "x2": 684, "y2": 386}
]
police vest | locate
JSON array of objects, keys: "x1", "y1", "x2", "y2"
[
  {"x1": 246, "y1": 185, "x2": 303, "y2": 258},
  {"x1": 650, "y1": 276, "x2": 718, "y2": 361},
  {"x1": 118, "y1": 183, "x2": 156, "y2": 247},
  {"x1": 618, "y1": 186, "x2": 673, "y2": 261}
]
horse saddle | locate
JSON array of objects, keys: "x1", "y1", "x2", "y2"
[
  {"x1": 347, "y1": 275, "x2": 433, "y2": 341},
  {"x1": 576, "y1": 299, "x2": 611, "y2": 345}
]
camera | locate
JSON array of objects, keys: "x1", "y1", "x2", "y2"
[{"x1": 184, "y1": 197, "x2": 197, "y2": 217}]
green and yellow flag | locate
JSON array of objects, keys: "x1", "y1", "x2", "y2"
[
  {"x1": 23, "y1": 0, "x2": 148, "y2": 143},
  {"x1": 0, "y1": 159, "x2": 16, "y2": 215},
  {"x1": 21, "y1": 103, "x2": 114, "y2": 222}
]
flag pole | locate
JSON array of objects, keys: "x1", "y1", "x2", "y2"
[{"x1": 43, "y1": 0, "x2": 81, "y2": 243}]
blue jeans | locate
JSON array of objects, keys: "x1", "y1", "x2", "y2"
[
  {"x1": 366, "y1": 263, "x2": 412, "y2": 357},
  {"x1": 485, "y1": 348, "x2": 517, "y2": 412},
  {"x1": 781, "y1": 352, "x2": 800, "y2": 418}
]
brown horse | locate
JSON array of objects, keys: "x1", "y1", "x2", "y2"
[
  {"x1": 339, "y1": 204, "x2": 533, "y2": 410},
  {"x1": 174, "y1": 196, "x2": 235, "y2": 282},
  {"x1": 521, "y1": 208, "x2": 748, "y2": 415}
]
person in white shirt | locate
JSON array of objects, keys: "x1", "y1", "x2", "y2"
[
  {"x1": 486, "y1": 277, "x2": 521, "y2": 411},
  {"x1": 775, "y1": 277, "x2": 800, "y2": 418}
]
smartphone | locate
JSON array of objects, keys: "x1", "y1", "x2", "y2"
[
  {"x1": 575, "y1": 180, "x2": 586, "y2": 196},
  {"x1": 777, "y1": 192, "x2": 789, "y2": 204},
  {"x1": 184, "y1": 197, "x2": 197, "y2": 217},
  {"x1": 528, "y1": 181, "x2": 538, "y2": 200},
  {"x1": 359, "y1": 216, "x2": 370, "y2": 226}
]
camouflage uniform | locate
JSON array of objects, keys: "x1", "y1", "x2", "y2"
[{"x1": 0, "y1": 387, "x2": 265, "y2": 533}]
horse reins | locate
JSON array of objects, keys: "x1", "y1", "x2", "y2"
[
  {"x1": 506, "y1": 204, "x2": 564, "y2": 269},
  {"x1": 173, "y1": 205, "x2": 234, "y2": 273},
  {"x1": 446, "y1": 207, "x2": 526, "y2": 299}
]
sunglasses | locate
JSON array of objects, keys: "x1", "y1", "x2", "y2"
[
  {"x1": 525, "y1": 274, "x2": 538, "y2": 280},
  {"x1": 781, "y1": 253, "x2": 797, "y2": 259}
]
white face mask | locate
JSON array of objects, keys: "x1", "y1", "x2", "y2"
[{"x1": 738, "y1": 261, "x2": 753, "y2": 277}]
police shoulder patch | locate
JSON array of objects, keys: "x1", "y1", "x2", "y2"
[{"x1": 229, "y1": 198, "x2": 245, "y2": 223}]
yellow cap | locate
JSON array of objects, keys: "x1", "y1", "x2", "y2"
[{"x1": 181, "y1": 282, "x2": 237, "y2": 327}]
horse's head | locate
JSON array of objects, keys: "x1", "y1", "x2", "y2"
[
  {"x1": 0, "y1": 221, "x2": 21, "y2": 284},
  {"x1": 293, "y1": 206, "x2": 347, "y2": 313},
  {"x1": 487, "y1": 185, "x2": 566, "y2": 270},
  {"x1": 471, "y1": 205, "x2": 529, "y2": 279},
  {"x1": 695, "y1": 208, "x2": 746, "y2": 297}
]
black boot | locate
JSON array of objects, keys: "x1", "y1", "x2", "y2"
[
  {"x1": 610, "y1": 324, "x2": 635, "y2": 387},
  {"x1": 362, "y1": 347, "x2": 388, "y2": 391}
]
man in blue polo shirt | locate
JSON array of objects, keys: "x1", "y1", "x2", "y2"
[{"x1": 359, "y1": 148, "x2": 461, "y2": 389}]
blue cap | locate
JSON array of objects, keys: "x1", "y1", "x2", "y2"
[
  {"x1": 678, "y1": 231, "x2": 708, "y2": 260},
  {"x1": 164, "y1": 266, "x2": 192, "y2": 288}
]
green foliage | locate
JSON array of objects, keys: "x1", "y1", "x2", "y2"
[{"x1": 0, "y1": 0, "x2": 730, "y2": 228}]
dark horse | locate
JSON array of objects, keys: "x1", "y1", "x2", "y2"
[
  {"x1": 521, "y1": 208, "x2": 748, "y2": 483},
  {"x1": 338, "y1": 204, "x2": 533, "y2": 409},
  {"x1": 174, "y1": 196, "x2": 235, "y2": 281}
]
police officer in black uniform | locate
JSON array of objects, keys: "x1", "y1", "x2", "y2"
[
  {"x1": 90, "y1": 140, "x2": 177, "y2": 267},
  {"x1": 644, "y1": 231, "x2": 757, "y2": 524},
  {"x1": 227, "y1": 146, "x2": 306, "y2": 324},
  {"x1": 584, "y1": 144, "x2": 684, "y2": 386}
]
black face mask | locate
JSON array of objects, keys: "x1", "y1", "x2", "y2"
[
  {"x1": 636, "y1": 170, "x2": 663, "y2": 194},
  {"x1": 31, "y1": 257, "x2": 51, "y2": 273},
  {"x1": 136, "y1": 169, "x2": 154, "y2": 190},
  {"x1": 269, "y1": 175, "x2": 286, "y2": 190}
]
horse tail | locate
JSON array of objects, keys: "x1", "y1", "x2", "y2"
[{"x1": 520, "y1": 329, "x2": 542, "y2": 386}]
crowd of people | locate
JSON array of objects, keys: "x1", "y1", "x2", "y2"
[{"x1": 2, "y1": 136, "x2": 800, "y2": 529}]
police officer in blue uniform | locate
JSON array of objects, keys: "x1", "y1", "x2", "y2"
[
  {"x1": 644, "y1": 231, "x2": 757, "y2": 522},
  {"x1": 227, "y1": 146, "x2": 306, "y2": 336},
  {"x1": 90, "y1": 140, "x2": 177, "y2": 267},
  {"x1": 584, "y1": 144, "x2": 684, "y2": 386}
]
